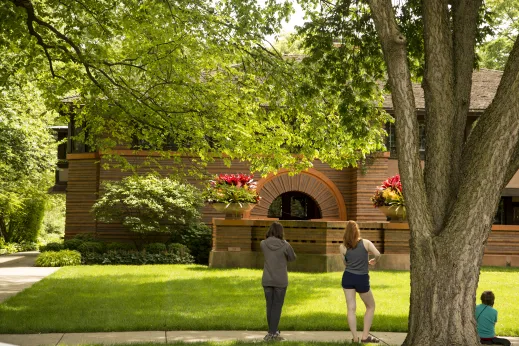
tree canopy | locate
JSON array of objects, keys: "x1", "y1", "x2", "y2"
[{"x1": 2, "y1": 0, "x2": 389, "y2": 174}]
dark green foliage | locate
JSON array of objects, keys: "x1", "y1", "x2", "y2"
[
  {"x1": 144, "y1": 243, "x2": 167, "y2": 254},
  {"x1": 39, "y1": 242, "x2": 64, "y2": 252},
  {"x1": 73, "y1": 233, "x2": 97, "y2": 241},
  {"x1": 167, "y1": 243, "x2": 191, "y2": 256},
  {"x1": 63, "y1": 239, "x2": 84, "y2": 251},
  {"x1": 171, "y1": 223, "x2": 212, "y2": 265},
  {"x1": 77, "y1": 241, "x2": 105, "y2": 254},
  {"x1": 105, "y1": 242, "x2": 137, "y2": 252},
  {"x1": 81, "y1": 250, "x2": 194, "y2": 265},
  {"x1": 35, "y1": 250, "x2": 81, "y2": 267}
]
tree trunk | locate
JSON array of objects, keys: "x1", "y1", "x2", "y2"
[{"x1": 403, "y1": 223, "x2": 486, "y2": 346}]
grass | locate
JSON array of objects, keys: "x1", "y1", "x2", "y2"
[{"x1": 0, "y1": 265, "x2": 517, "y2": 336}]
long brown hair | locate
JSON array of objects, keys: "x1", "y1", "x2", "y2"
[
  {"x1": 266, "y1": 222, "x2": 284, "y2": 240},
  {"x1": 343, "y1": 220, "x2": 361, "y2": 249}
]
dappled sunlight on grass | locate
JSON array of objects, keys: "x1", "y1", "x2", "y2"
[{"x1": 0, "y1": 265, "x2": 517, "y2": 336}]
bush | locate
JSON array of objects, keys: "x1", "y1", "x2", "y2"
[
  {"x1": 17, "y1": 241, "x2": 38, "y2": 251},
  {"x1": 73, "y1": 233, "x2": 97, "y2": 241},
  {"x1": 39, "y1": 242, "x2": 64, "y2": 252},
  {"x1": 35, "y1": 250, "x2": 81, "y2": 267},
  {"x1": 144, "y1": 242, "x2": 167, "y2": 254},
  {"x1": 77, "y1": 241, "x2": 105, "y2": 254},
  {"x1": 81, "y1": 250, "x2": 194, "y2": 265},
  {"x1": 8, "y1": 197, "x2": 46, "y2": 243},
  {"x1": 0, "y1": 242, "x2": 19, "y2": 254},
  {"x1": 91, "y1": 175, "x2": 203, "y2": 235},
  {"x1": 105, "y1": 242, "x2": 136, "y2": 252},
  {"x1": 172, "y1": 223, "x2": 212, "y2": 265},
  {"x1": 63, "y1": 238, "x2": 84, "y2": 251},
  {"x1": 167, "y1": 243, "x2": 190, "y2": 256}
]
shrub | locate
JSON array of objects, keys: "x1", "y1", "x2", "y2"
[
  {"x1": 35, "y1": 250, "x2": 81, "y2": 267},
  {"x1": 144, "y1": 243, "x2": 167, "y2": 254},
  {"x1": 7, "y1": 197, "x2": 46, "y2": 243},
  {"x1": 39, "y1": 242, "x2": 64, "y2": 252},
  {"x1": 0, "y1": 242, "x2": 20, "y2": 254},
  {"x1": 91, "y1": 175, "x2": 203, "y2": 235},
  {"x1": 171, "y1": 223, "x2": 212, "y2": 265},
  {"x1": 167, "y1": 243, "x2": 190, "y2": 256},
  {"x1": 81, "y1": 250, "x2": 194, "y2": 265},
  {"x1": 63, "y1": 238, "x2": 84, "y2": 250},
  {"x1": 77, "y1": 241, "x2": 105, "y2": 254},
  {"x1": 105, "y1": 242, "x2": 136, "y2": 252},
  {"x1": 73, "y1": 233, "x2": 97, "y2": 241},
  {"x1": 17, "y1": 241, "x2": 38, "y2": 251}
]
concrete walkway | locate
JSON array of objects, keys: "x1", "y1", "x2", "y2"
[
  {"x1": 0, "y1": 252, "x2": 59, "y2": 303},
  {"x1": 1, "y1": 331, "x2": 519, "y2": 346},
  {"x1": 0, "y1": 331, "x2": 406, "y2": 346}
]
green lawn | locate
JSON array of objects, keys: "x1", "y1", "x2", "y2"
[{"x1": 0, "y1": 265, "x2": 517, "y2": 336}]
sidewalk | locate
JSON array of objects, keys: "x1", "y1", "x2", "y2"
[
  {"x1": 1, "y1": 331, "x2": 518, "y2": 346},
  {"x1": 0, "y1": 252, "x2": 59, "y2": 303},
  {"x1": 0, "y1": 331, "x2": 408, "y2": 346}
]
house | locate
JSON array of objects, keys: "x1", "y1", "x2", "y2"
[{"x1": 49, "y1": 68, "x2": 519, "y2": 270}]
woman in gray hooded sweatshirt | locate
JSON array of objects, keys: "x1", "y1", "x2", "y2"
[{"x1": 260, "y1": 222, "x2": 297, "y2": 341}]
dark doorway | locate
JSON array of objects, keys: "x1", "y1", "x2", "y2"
[{"x1": 268, "y1": 191, "x2": 322, "y2": 220}]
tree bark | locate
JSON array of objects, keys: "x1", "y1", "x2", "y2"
[
  {"x1": 366, "y1": 1, "x2": 519, "y2": 345},
  {"x1": 405, "y1": 226, "x2": 483, "y2": 346}
]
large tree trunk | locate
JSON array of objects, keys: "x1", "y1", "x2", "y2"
[
  {"x1": 366, "y1": 1, "x2": 519, "y2": 345},
  {"x1": 404, "y1": 223, "x2": 486, "y2": 346}
]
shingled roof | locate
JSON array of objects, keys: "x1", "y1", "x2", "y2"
[{"x1": 382, "y1": 68, "x2": 503, "y2": 112}]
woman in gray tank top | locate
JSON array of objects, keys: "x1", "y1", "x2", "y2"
[{"x1": 340, "y1": 221, "x2": 381, "y2": 343}]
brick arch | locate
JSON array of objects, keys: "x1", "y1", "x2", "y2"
[{"x1": 250, "y1": 169, "x2": 347, "y2": 220}]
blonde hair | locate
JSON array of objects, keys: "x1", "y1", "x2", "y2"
[{"x1": 343, "y1": 221, "x2": 361, "y2": 249}]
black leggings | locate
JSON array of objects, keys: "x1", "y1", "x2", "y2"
[{"x1": 263, "y1": 286, "x2": 287, "y2": 334}]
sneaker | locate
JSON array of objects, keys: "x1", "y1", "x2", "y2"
[
  {"x1": 271, "y1": 331, "x2": 285, "y2": 341},
  {"x1": 263, "y1": 333, "x2": 273, "y2": 341},
  {"x1": 360, "y1": 335, "x2": 380, "y2": 343}
]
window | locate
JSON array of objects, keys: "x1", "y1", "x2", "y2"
[
  {"x1": 268, "y1": 191, "x2": 322, "y2": 220},
  {"x1": 386, "y1": 119, "x2": 426, "y2": 160}
]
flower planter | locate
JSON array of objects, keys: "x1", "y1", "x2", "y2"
[
  {"x1": 379, "y1": 205, "x2": 407, "y2": 222},
  {"x1": 211, "y1": 202, "x2": 257, "y2": 219}
]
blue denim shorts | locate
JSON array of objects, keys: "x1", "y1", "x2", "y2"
[{"x1": 341, "y1": 271, "x2": 370, "y2": 293}]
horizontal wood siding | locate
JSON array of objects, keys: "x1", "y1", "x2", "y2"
[
  {"x1": 65, "y1": 156, "x2": 99, "y2": 238},
  {"x1": 354, "y1": 156, "x2": 389, "y2": 222},
  {"x1": 65, "y1": 152, "x2": 391, "y2": 241}
]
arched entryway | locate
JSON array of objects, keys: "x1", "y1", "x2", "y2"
[
  {"x1": 268, "y1": 191, "x2": 322, "y2": 220},
  {"x1": 251, "y1": 169, "x2": 347, "y2": 220}
]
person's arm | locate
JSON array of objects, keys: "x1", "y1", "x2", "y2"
[
  {"x1": 339, "y1": 244, "x2": 347, "y2": 267},
  {"x1": 364, "y1": 239, "x2": 382, "y2": 265},
  {"x1": 284, "y1": 241, "x2": 297, "y2": 262}
]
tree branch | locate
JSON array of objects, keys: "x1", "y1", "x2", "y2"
[
  {"x1": 366, "y1": 0, "x2": 431, "y2": 236},
  {"x1": 449, "y1": 0, "x2": 483, "y2": 207},
  {"x1": 422, "y1": 0, "x2": 457, "y2": 233}
]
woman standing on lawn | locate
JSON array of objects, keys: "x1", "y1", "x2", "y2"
[
  {"x1": 340, "y1": 220, "x2": 382, "y2": 344},
  {"x1": 260, "y1": 222, "x2": 297, "y2": 342}
]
